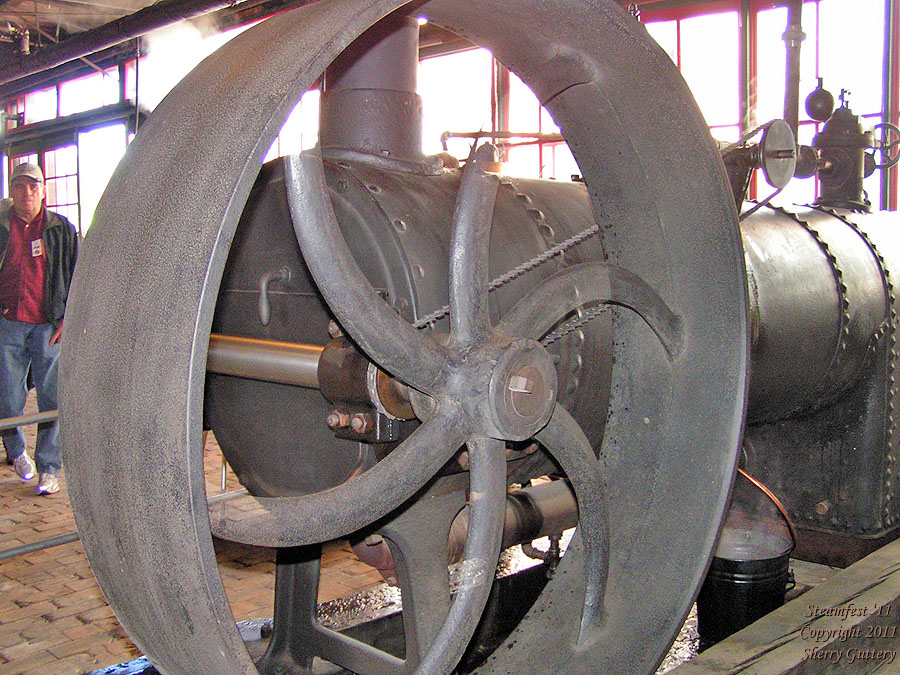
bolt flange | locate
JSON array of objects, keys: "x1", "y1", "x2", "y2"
[{"x1": 488, "y1": 339, "x2": 557, "y2": 441}]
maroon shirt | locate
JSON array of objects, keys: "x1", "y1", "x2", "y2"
[{"x1": 0, "y1": 208, "x2": 48, "y2": 324}]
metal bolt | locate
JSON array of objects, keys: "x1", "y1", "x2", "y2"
[
  {"x1": 508, "y1": 365, "x2": 545, "y2": 417},
  {"x1": 327, "y1": 320, "x2": 343, "y2": 339},
  {"x1": 508, "y1": 374, "x2": 534, "y2": 394},
  {"x1": 815, "y1": 500, "x2": 832, "y2": 516},
  {"x1": 350, "y1": 413, "x2": 374, "y2": 434},
  {"x1": 327, "y1": 411, "x2": 349, "y2": 430},
  {"x1": 457, "y1": 451, "x2": 470, "y2": 470}
]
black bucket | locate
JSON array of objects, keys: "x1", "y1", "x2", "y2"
[{"x1": 697, "y1": 529, "x2": 791, "y2": 646}]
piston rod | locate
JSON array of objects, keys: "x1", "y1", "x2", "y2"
[
  {"x1": 207, "y1": 334, "x2": 323, "y2": 388},
  {"x1": 448, "y1": 478, "x2": 578, "y2": 563},
  {"x1": 0, "y1": 335, "x2": 325, "y2": 433},
  {"x1": 353, "y1": 478, "x2": 579, "y2": 577}
]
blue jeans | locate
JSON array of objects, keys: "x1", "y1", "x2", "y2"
[{"x1": 0, "y1": 318, "x2": 60, "y2": 475}]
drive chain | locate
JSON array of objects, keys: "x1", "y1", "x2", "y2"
[{"x1": 412, "y1": 222, "x2": 601, "y2": 331}]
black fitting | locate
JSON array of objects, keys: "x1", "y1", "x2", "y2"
[{"x1": 813, "y1": 103, "x2": 873, "y2": 211}]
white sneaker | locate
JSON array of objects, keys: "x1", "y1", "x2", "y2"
[
  {"x1": 13, "y1": 453, "x2": 35, "y2": 481},
  {"x1": 37, "y1": 473, "x2": 59, "y2": 495}
]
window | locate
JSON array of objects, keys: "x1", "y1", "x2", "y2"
[
  {"x1": 818, "y1": 0, "x2": 887, "y2": 207},
  {"x1": 680, "y1": 11, "x2": 741, "y2": 142},
  {"x1": 419, "y1": 48, "x2": 494, "y2": 158},
  {"x1": 78, "y1": 125, "x2": 127, "y2": 231},
  {"x1": 5, "y1": 3, "x2": 897, "y2": 213},
  {"x1": 644, "y1": 11, "x2": 741, "y2": 143},
  {"x1": 23, "y1": 87, "x2": 57, "y2": 124},
  {"x1": 643, "y1": 0, "x2": 896, "y2": 209},
  {"x1": 503, "y1": 70, "x2": 578, "y2": 180},
  {"x1": 138, "y1": 21, "x2": 255, "y2": 111},
  {"x1": 43, "y1": 145, "x2": 79, "y2": 231},
  {"x1": 264, "y1": 89, "x2": 321, "y2": 162},
  {"x1": 60, "y1": 68, "x2": 121, "y2": 116}
]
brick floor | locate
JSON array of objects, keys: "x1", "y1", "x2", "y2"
[{"x1": 0, "y1": 393, "x2": 383, "y2": 674}]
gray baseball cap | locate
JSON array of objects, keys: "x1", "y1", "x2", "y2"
[{"x1": 9, "y1": 162, "x2": 44, "y2": 184}]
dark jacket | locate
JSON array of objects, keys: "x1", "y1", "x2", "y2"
[{"x1": 0, "y1": 201, "x2": 78, "y2": 327}]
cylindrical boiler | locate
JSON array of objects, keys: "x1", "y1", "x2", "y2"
[{"x1": 743, "y1": 204, "x2": 889, "y2": 423}]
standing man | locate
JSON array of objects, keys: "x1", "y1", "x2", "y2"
[{"x1": 0, "y1": 162, "x2": 77, "y2": 494}]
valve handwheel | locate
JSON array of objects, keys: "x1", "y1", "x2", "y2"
[
  {"x1": 873, "y1": 122, "x2": 900, "y2": 170},
  {"x1": 59, "y1": 1, "x2": 750, "y2": 674}
]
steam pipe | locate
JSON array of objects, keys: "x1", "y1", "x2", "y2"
[
  {"x1": 319, "y1": 12, "x2": 425, "y2": 162},
  {"x1": 739, "y1": 0, "x2": 752, "y2": 134},
  {"x1": 881, "y1": 0, "x2": 898, "y2": 211},
  {"x1": 782, "y1": 0, "x2": 804, "y2": 138}
]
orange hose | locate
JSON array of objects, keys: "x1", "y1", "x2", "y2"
[{"x1": 737, "y1": 467, "x2": 798, "y2": 553}]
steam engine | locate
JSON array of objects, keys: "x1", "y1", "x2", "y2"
[{"x1": 57, "y1": 1, "x2": 900, "y2": 673}]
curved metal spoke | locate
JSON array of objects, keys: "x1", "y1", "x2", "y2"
[
  {"x1": 449, "y1": 145, "x2": 501, "y2": 346},
  {"x1": 209, "y1": 402, "x2": 469, "y2": 547},
  {"x1": 285, "y1": 151, "x2": 450, "y2": 395},
  {"x1": 535, "y1": 403, "x2": 609, "y2": 645},
  {"x1": 417, "y1": 435, "x2": 507, "y2": 674},
  {"x1": 499, "y1": 261, "x2": 684, "y2": 360}
]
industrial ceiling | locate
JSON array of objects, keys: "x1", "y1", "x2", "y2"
[{"x1": 0, "y1": 0, "x2": 704, "y2": 93}]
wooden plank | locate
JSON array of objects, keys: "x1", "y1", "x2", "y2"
[{"x1": 671, "y1": 538, "x2": 900, "y2": 674}]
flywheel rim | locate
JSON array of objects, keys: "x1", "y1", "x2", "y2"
[{"x1": 59, "y1": 2, "x2": 749, "y2": 674}]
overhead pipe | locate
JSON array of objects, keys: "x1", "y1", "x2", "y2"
[{"x1": 0, "y1": 0, "x2": 245, "y2": 86}]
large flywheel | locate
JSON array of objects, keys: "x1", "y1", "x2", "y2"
[{"x1": 59, "y1": 1, "x2": 749, "y2": 674}]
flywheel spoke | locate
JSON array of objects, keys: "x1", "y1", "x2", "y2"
[
  {"x1": 379, "y1": 486, "x2": 463, "y2": 668},
  {"x1": 534, "y1": 403, "x2": 609, "y2": 644},
  {"x1": 208, "y1": 402, "x2": 469, "y2": 547},
  {"x1": 499, "y1": 261, "x2": 684, "y2": 360},
  {"x1": 416, "y1": 435, "x2": 507, "y2": 674},
  {"x1": 285, "y1": 151, "x2": 450, "y2": 396},
  {"x1": 449, "y1": 145, "x2": 501, "y2": 346}
]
